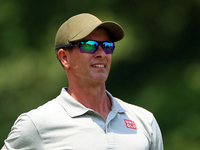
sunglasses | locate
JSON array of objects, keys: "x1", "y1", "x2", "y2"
[{"x1": 56, "y1": 40, "x2": 115, "y2": 54}]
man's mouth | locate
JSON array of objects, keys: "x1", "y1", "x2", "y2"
[{"x1": 92, "y1": 64, "x2": 105, "y2": 68}]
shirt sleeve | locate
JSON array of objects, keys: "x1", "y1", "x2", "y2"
[
  {"x1": 3, "y1": 114, "x2": 44, "y2": 150},
  {"x1": 150, "y1": 116, "x2": 164, "y2": 150}
]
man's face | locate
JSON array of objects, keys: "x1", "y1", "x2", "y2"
[{"x1": 67, "y1": 28, "x2": 112, "y2": 85}]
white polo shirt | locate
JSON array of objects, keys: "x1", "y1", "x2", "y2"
[{"x1": 3, "y1": 88, "x2": 163, "y2": 150}]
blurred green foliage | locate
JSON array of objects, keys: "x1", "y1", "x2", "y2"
[{"x1": 0, "y1": 0, "x2": 200, "y2": 149}]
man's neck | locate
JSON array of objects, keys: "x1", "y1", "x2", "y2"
[{"x1": 67, "y1": 83, "x2": 111, "y2": 120}]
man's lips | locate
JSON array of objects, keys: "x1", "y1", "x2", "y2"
[{"x1": 92, "y1": 64, "x2": 106, "y2": 68}]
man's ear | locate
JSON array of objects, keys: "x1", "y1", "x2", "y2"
[{"x1": 58, "y1": 49, "x2": 70, "y2": 69}]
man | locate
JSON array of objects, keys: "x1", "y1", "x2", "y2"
[{"x1": 2, "y1": 13, "x2": 164, "y2": 150}]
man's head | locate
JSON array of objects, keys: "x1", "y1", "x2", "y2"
[{"x1": 54, "y1": 13, "x2": 124, "y2": 84}]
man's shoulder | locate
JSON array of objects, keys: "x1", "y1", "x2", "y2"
[
  {"x1": 27, "y1": 99, "x2": 58, "y2": 116},
  {"x1": 24, "y1": 98, "x2": 68, "y2": 130},
  {"x1": 107, "y1": 91, "x2": 153, "y2": 118},
  {"x1": 20, "y1": 98, "x2": 62, "y2": 126},
  {"x1": 114, "y1": 97, "x2": 154, "y2": 121}
]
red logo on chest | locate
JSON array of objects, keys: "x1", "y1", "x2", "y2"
[{"x1": 124, "y1": 119, "x2": 137, "y2": 130}]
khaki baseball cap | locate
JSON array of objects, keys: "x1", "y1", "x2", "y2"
[{"x1": 54, "y1": 13, "x2": 124, "y2": 49}]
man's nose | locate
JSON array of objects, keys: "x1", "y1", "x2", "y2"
[{"x1": 94, "y1": 45, "x2": 106, "y2": 58}]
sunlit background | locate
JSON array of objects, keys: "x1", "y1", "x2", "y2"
[{"x1": 0, "y1": 0, "x2": 200, "y2": 149}]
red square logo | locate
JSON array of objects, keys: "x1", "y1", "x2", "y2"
[{"x1": 124, "y1": 119, "x2": 137, "y2": 130}]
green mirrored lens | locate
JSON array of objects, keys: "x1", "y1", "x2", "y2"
[{"x1": 80, "y1": 41, "x2": 97, "y2": 53}]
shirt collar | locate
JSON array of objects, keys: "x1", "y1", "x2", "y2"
[
  {"x1": 56, "y1": 88, "x2": 126, "y2": 118},
  {"x1": 106, "y1": 90, "x2": 126, "y2": 114}
]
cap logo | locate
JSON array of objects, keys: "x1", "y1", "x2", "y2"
[{"x1": 124, "y1": 119, "x2": 137, "y2": 130}]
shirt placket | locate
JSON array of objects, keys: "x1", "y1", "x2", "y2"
[{"x1": 105, "y1": 110, "x2": 118, "y2": 149}]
